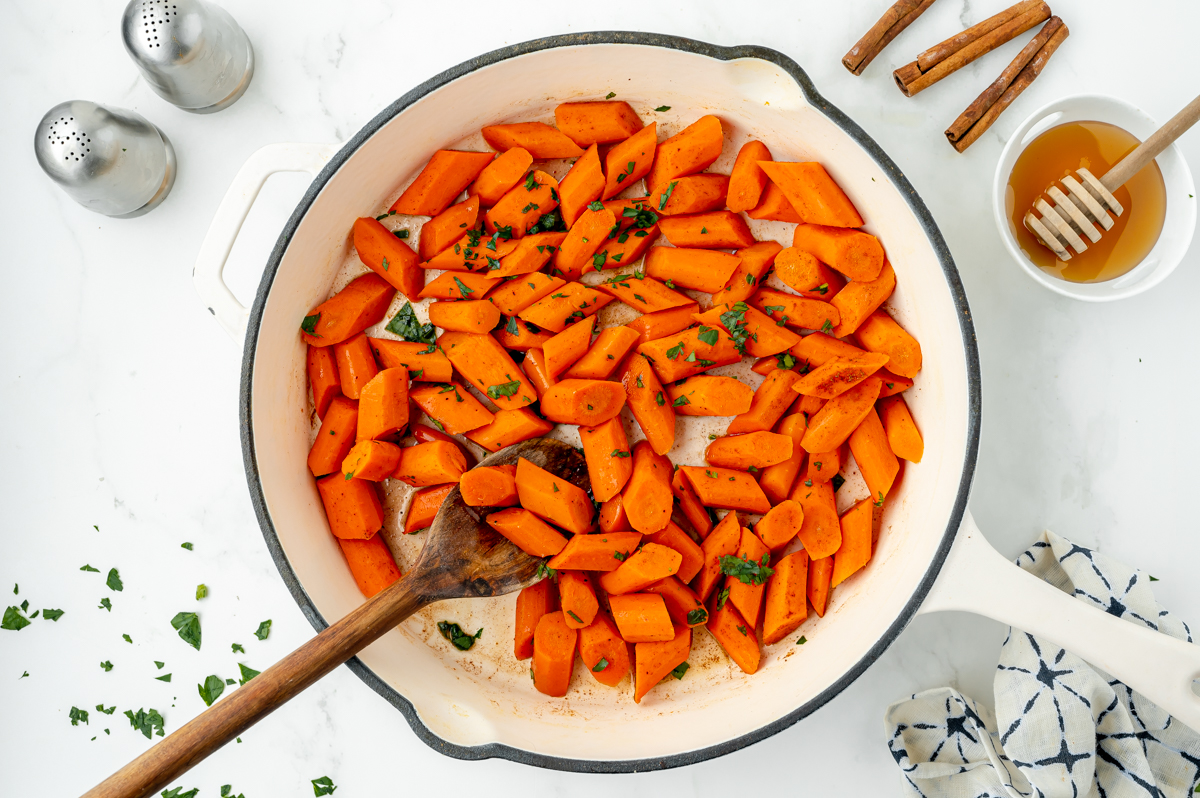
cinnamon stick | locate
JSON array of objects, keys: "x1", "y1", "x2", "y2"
[
  {"x1": 893, "y1": 0, "x2": 1051, "y2": 97},
  {"x1": 948, "y1": 20, "x2": 1069, "y2": 152},
  {"x1": 843, "y1": 0, "x2": 939, "y2": 76}
]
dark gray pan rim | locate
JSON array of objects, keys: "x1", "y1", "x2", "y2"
[{"x1": 239, "y1": 30, "x2": 981, "y2": 774}]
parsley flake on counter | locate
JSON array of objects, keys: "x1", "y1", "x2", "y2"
[
  {"x1": 126, "y1": 708, "x2": 165, "y2": 738},
  {"x1": 69, "y1": 706, "x2": 89, "y2": 726},
  {"x1": 161, "y1": 787, "x2": 199, "y2": 798},
  {"x1": 220, "y1": 786, "x2": 246, "y2": 798},
  {"x1": 2, "y1": 607, "x2": 30, "y2": 631},
  {"x1": 238, "y1": 663, "x2": 261, "y2": 685},
  {"x1": 122, "y1": 633, "x2": 132, "y2": 643},
  {"x1": 81, "y1": 564, "x2": 100, "y2": 572},
  {"x1": 312, "y1": 776, "x2": 338, "y2": 796},
  {"x1": 671, "y1": 662, "x2": 690, "y2": 680},
  {"x1": 231, "y1": 643, "x2": 245, "y2": 654},
  {"x1": 106, "y1": 568, "x2": 123, "y2": 592},
  {"x1": 154, "y1": 661, "x2": 165, "y2": 669},
  {"x1": 195, "y1": 584, "x2": 207, "y2": 600},
  {"x1": 96, "y1": 704, "x2": 116, "y2": 714},
  {"x1": 20, "y1": 671, "x2": 28, "y2": 679},
  {"x1": 438, "y1": 621, "x2": 483, "y2": 651},
  {"x1": 171, "y1": 612, "x2": 202, "y2": 650},
  {"x1": 720, "y1": 553, "x2": 774, "y2": 586},
  {"x1": 198, "y1": 674, "x2": 225, "y2": 706},
  {"x1": 99, "y1": 598, "x2": 112, "y2": 612},
  {"x1": 156, "y1": 673, "x2": 172, "y2": 682},
  {"x1": 254, "y1": 620, "x2": 272, "y2": 641},
  {"x1": 100, "y1": 661, "x2": 113, "y2": 672},
  {"x1": 180, "y1": 542, "x2": 193, "y2": 551}
]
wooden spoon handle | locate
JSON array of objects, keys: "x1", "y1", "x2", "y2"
[
  {"x1": 81, "y1": 574, "x2": 432, "y2": 798},
  {"x1": 1103, "y1": 92, "x2": 1200, "y2": 191}
]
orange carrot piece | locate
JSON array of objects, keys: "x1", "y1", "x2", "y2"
[
  {"x1": 392, "y1": 441, "x2": 467, "y2": 487},
  {"x1": 520, "y1": 347, "x2": 554, "y2": 398},
  {"x1": 610, "y1": 593, "x2": 675, "y2": 643},
  {"x1": 548, "y1": 531, "x2": 642, "y2": 571},
  {"x1": 807, "y1": 555, "x2": 834, "y2": 617},
  {"x1": 794, "y1": 352, "x2": 890, "y2": 399},
  {"x1": 486, "y1": 507, "x2": 569, "y2": 557},
  {"x1": 404, "y1": 484, "x2": 453, "y2": 534},
  {"x1": 644, "y1": 575, "x2": 708, "y2": 627},
  {"x1": 790, "y1": 332, "x2": 866, "y2": 372},
  {"x1": 646, "y1": 115, "x2": 724, "y2": 192},
  {"x1": 832, "y1": 499, "x2": 873, "y2": 587},
  {"x1": 559, "y1": 571, "x2": 600, "y2": 629},
  {"x1": 657, "y1": 211, "x2": 754, "y2": 249},
  {"x1": 495, "y1": 317, "x2": 553, "y2": 352},
  {"x1": 633, "y1": 625, "x2": 691, "y2": 703},
  {"x1": 727, "y1": 527, "x2": 770, "y2": 628},
  {"x1": 599, "y1": 542, "x2": 682, "y2": 595},
  {"x1": 390, "y1": 150, "x2": 495, "y2": 216},
  {"x1": 643, "y1": 246, "x2": 741, "y2": 293},
  {"x1": 488, "y1": 272, "x2": 565, "y2": 316},
  {"x1": 622, "y1": 441, "x2": 674, "y2": 535},
  {"x1": 469, "y1": 147, "x2": 533, "y2": 206},
  {"x1": 792, "y1": 223, "x2": 885, "y2": 281},
  {"x1": 802, "y1": 375, "x2": 882, "y2": 452},
  {"x1": 334, "y1": 332, "x2": 379, "y2": 400},
  {"x1": 438, "y1": 331, "x2": 537, "y2": 410},
  {"x1": 625, "y1": 301, "x2": 699, "y2": 345},
  {"x1": 484, "y1": 170, "x2": 560, "y2": 237},
  {"x1": 751, "y1": 288, "x2": 841, "y2": 332},
  {"x1": 515, "y1": 578, "x2": 558, "y2": 660},
  {"x1": 428, "y1": 299, "x2": 501, "y2": 334},
  {"x1": 516, "y1": 281, "x2": 611, "y2": 333},
  {"x1": 679, "y1": 466, "x2": 771, "y2": 514},
  {"x1": 556, "y1": 101, "x2": 644, "y2": 147},
  {"x1": 465, "y1": 407, "x2": 555, "y2": 452},
  {"x1": 308, "y1": 396, "x2": 359, "y2": 477},
  {"x1": 300, "y1": 273, "x2": 395, "y2": 347},
  {"x1": 877, "y1": 369, "x2": 913, "y2": 397},
  {"x1": 706, "y1": 591, "x2": 761, "y2": 674},
  {"x1": 482, "y1": 122, "x2": 585, "y2": 160},
  {"x1": 539, "y1": 379, "x2": 626, "y2": 427},
  {"x1": 557, "y1": 144, "x2": 605, "y2": 228},
  {"x1": 595, "y1": 270, "x2": 693, "y2": 313},
  {"x1": 879, "y1": 395, "x2": 923, "y2": 462},
  {"x1": 353, "y1": 217, "x2": 424, "y2": 301},
  {"x1": 856, "y1": 310, "x2": 922, "y2": 378},
  {"x1": 665, "y1": 375, "x2": 753, "y2": 417},
  {"x1": 671, "y1": 468, "x2": 713, "y2": 540},
  {"x1": 802, "y1": 443, "x2": 841, "y2": 484},
  {"x1": 772, "y1": 247, "x2": 847, "y2": 294},
  {"x1": 579, "y1": 417, "x2": 633, "y2": 503},
  {"x1": 421, "y1": 232, "x2": 519, "y2": 272},
  {"x1": 727, "y1": 140, "x2": 773, "y2": 212},
  {"x1": 411, "y1": 423, "x2": 476, "y2": 469},
  {"x1": 602, "y1": 122, "x2": 657, "y2": 200},
  {"x1": 618, "y1": 353, "x2": 674, "y2": 454},
  {"x1": 790, "y1": 478, "x2": 841, "y2": 559},
  {"x1": 714, "y1": 240, "x2": 783, "y2": 305},
  {"x1": 316, "y1": 473, "x2": 383, "y2": 540},
  {"x1": 418, "y1": 196, "x2": 480, "y2": 261},
  {"x1": 645, "y1": 522, "x2": 704, "y2": 584},
  {"x1": 727, "y1": 368, "x2": 801, "y2": 435},
  {"x1": 756, "y1": 499, "x2": 805, "y2": 551},
  {"x1": 762, "y1": 549, "x2": 809, "y2": 645},
  {"x1": 493, "y1": 232, "x2": 568, "y2": 278},
  {"x1": 638, "y1": 326, "x2": 741, "y2": 383},
  {"x1": 705, "y1": 431, "x2": 794, "y2": 470},
  {"x1": 760, "y1": 414, "x2": 807, "y2": 504},
  {"x1": 757, "y1": 162, "x2": 864, "y2": 228},
  {"x1": 849, "y1": 407, "x2": 899, "y2": 502},
  {"x1": 578, "y1": 609, "x2": 632, "y2": 687},
  {"x1": 514, "y1": 457, "x2": 595, "y2": 534},
  {"x1": 694, "y1": 512, "x2": 741, "y2": 600},
  {"x1": 408, "y1": 381, "x2": 494, "y2": 435},
  {"x1": 830, "y1": 260, "x2": 896, "y2": 337},
  {"x1": 338, "y1": 535, "x2": 401, "y2": 598},
  {"x1": 341, "y1": 439, "x2": 402, "y2": 482},
  {"x1": 694, "y1": 302, "x2": 801, "y2": 358},
  {"x1": 563, "y1": 326, "x2": 640, "y2": 381},
  {"x1": 599, "y1": 494, "x2": 630, "y2": 533},
  {"x1": 543, "y1": 317, "x2": 594, "y2": 379},
  {"x1": 553, "y1": 206, "x2": 616, "y2": 280},
  {"x1": 418, "y1": 271, "x2": 501, "y2": 301},
  {"x1": 308, "y1": 345, "x2": 341, "y2": 420},
  {"x1": 593, "y1": 220, "x2": 658, "y2": 270},
  {"x1": 648, "y1": 174, "x2": 728, "y2": 216},
  {"x1": 532, "y1": 611, "x2": 577, "y2": 697},
  {"x1": 369, "y1": 338, "x2": 453, "y2": 382},
  {"x1": 459, "y1": 464, "x2": 518, "y2": 508},
  {"x1": 747, "y1": 180, "x2": 803, "y2": 223}
]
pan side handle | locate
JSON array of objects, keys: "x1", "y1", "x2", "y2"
[
  {"x1": 920, "y1": 510, "x2": 1200, "y2": 733},
  {"x1": 192, "y1": 142, "x2": 338, "y2": 341}
]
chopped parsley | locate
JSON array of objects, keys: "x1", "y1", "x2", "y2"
[
  {"x1": 654, "y1": 105, "x2": 671, "y2": 112},
  {"x1": 605, "y1": 91, "x2": 616, "y2": 99},
  {"x1": 453, "y1": 277, "x2": 474, "y2": 298},
  {"x1": 613, "y1": 550, "x2": 628, "y2": 562},
  {"x1": 820, "y1": 319, "x2": 834, "y2": 334},
  {"x1": 616, "y1": 161, "x2": 636, "y2": 184},
  {"x1": 100, "y1": 660, "x2": 113, "y2": 672},
  {"x1": 106, "y1": 568, "x2": 123, "y2": 592},
  {"x1": 658, "y1": 181, "x2": 678, "y2": 211},
  {"x1": 99, "y1": 598, "x2": 112, "y2": 612},
  {"x1": 232, "y1": 643, "x2": 245, "y2": 654},
  {"x1": 254, "y1": 620, "x2": 272, "y2": 640},
  {"x1": 198, "y1": 674, "x2": 225, "y2": 706},
  {"x1": 487, "y1": 380, "x2": 522, "y2": 400},
  {"x1": 125, "y1": 707, "x2": 165, "y2": 738},
  {"x1": 655, "y1": 391, "x2": 665, "y2": 406},
  {"x1": 300, "y1": 313, "x2": 321, "y2": 337},
  {"x1": 592, "y1": 657, "x2": 609, "y2": 672},
  {"x1": 672, "y1": 395, "x2": 689, "y2": 407},
  {"x1": 385, "y1": 302, "x2": 436, "y2": 344},
  {"x1": 69, "y1": 706, "x2": 89, "y2": 726},
  {"x1": 162, "y1": 787, "x2": 199, "y2": 798},
  {"x1": 775, "y1": 352, "x2": 798, "y2": 370},
  {"x1": 567, "y1": 610, "x2": 584, "y2": 624},
  {"x1": 42, "y1": 608, "x2": 64, "y2": 621},
  {"x1": 536, "y1": 561, "x2": 558, "y2": 580},
  {"x1": 666, "y1": 341, "x2": 686, "y2": 360},
  {"x1": 797, "y1": 636, "x2": 808, "y2": 645},
  {"x1": 312, "y1": 776, "x2": 338, "y2": 796},
  {"x1": 80, "y1": 564, "x2": 100, "y2": 572},
  {"x1": 832, "y1": 474, "x2": 846, "y2": 492},
  {"x1": 524, "y1": 173, "x2": 539, "y2": 191},
  {"x1": 238, "y1": 663, "x2": 260, "y2": 685},
  {"x1": 671, "y1": 662, "x2": 690, "y2": 680},
  {"x1": 195, "y1": 584, "x2": 207, "y2": 600},
  {"x1": 716, "y1": 586, "x2": 731, "y2": 610},
  {"x1": 611, "y1": 449, "x2": 630, "y2": 458},
  {"x1": 719, "y1": 553, "x2": 774, "y2": 586},
  {"x1": 719, "y1": 302, "x2": 752, "y2": 354},
  {"x1": 588, "y1": 200, "x2": 605, "y2": 212},
  {"x1": 696, "y1": 326, "x2": 720, "y2": 346},
  {"x1": 2, "y1": 606, "x2": 30, "y2": 631},
  {"x1": 438, "y1": 621, "x2": 483, "y2": 651},
  {"x1": 180, "y1": 543, "x2": 193, "y2": 551},
  {"x1": 686, "y1": 608, "x2": 707, "y2": 625},
  {"x1": 171, "y1": 611, "x2": 202, "y2": 650}
]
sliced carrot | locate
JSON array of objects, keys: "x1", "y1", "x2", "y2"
[
  {"x1": 879, "y1": 395, "x2": 923, "y2": 462},
  {"x1": 438, "y1": 331, "x2": 537, "y2": 410},
  {"x1": 849, "y1": 407, "x2": 899, "y2": 502},
  {"x1": 622, "y1": 441, "x2": 675, "y2": 535},
  {"x1": 790, "y1": 332, "x2": 867, "y2": 372},
  {"x1": 599, "y1": 542, "x2": 682, "y2": 595},
  {"x1": 484, "y1": 170, "x2": 560, "y2": 237},
  {"x1": 532, "y1": 611, "x2": 577, "y2": 697},
  {"x1": 671, "y1": 468, "x2": 713, "y2": 540},
  {"x1": 404, "y1": 484, "x2": 454, "y2": 534},
  {"x1": 832, "y1": 499, "x2": 873, "y2": 587},
  {"x1": 727, "y1": 368, "x2": 801, "y2": 434},
  {"x1": 726, "y1": 140, "x2": 772, "y2": 212},
  {"x1": 578, "y1": 609, "x2": 632, "y2": 687},
  {"x1": 646, "y1": 115, "x2": 723, "y2": 192},
  {"x1": 516, "y1": 281, "x2": 611, "y2": 333},
  {"x1": 762, "y1": 549, "x2": 808, "y2": 645},
  {"x1": 495, "y1": 317, "x2": 553, "y2": 351},
  {"x1": 792, "y1": 223, "x2": 885, "y2": 281},
  {"x1": 488, "y1": 272, "x2": 565, "y2": 316},
  {"x1": 602, "y1": 122, "x2": 657, "y2": 200},
  {"x1": 547, "y1": 531, "x2": 642, "y2": 572},
  {"x1": 790, "y1": 478, "x2": 841, "y2": 559},
  {"x1": 694, "y1": 512, "x2": 741, "y2": 600},
  {"x1": 648, "y1": 174, "x2": 728, "y2": 216},
  {"x1": 751, "y1": 288, "x2": 841, "y2": 332},
  {"x1": 392, "y1": 441, "x2": 467, "y2": 486},
  {"x1": 482, "y1": 122, "x2": 585, "y2": 159},
  {"x1": 595, "y1": 270, "x2": 693, "y2": 313},
  {"x1": 693, "y1": 302, "x2": 801, "y2": 358},
  {"x1": 514, "y1": 578, "x2": 558, "y2": 660},
  {"x1": 553, "y1": 207, "x2": 617, "y2": 280},
  {"x1": 308, "y1": 396, "x2": 359, "y2": 477},
  {"x1": 593, "y1": 221, "x2": 659, "y2": 269},
  {"x1": 802, "y1": 443, "x2": 841, "y2": 484},
  {"x1": 706, "y1": 591, "x2": 760, "y2": 674},
  {"x1": 563, "y1": 326, "x2": 640, "y2": 380},
  {"x1": 540, "y1": 379, "x2": 626, "y2": 427},
  {"x1": 308, "y1": 345, "x2": 341, "y2": 420},
  {"x1": 369, "y1": 338, "x2": 453, "y2": 382},
  {"x1": 408, "y1": 381, "x2": 494, "y2": 435},
  {"x1": 679, "y1": 466, "x2": 770, "y2": 514},
  {"x1": 638, "y1": 326, "x2": 741, "y2": 383},
  {"x1": 579, "y1": 416, "x2": 633, "y2": 503},
  {"x1": 390, "y1": 150, "x2": 495, "y2": 216},
  {"x1": 610, "y1": 593, "x2": 675, "y2": 643},
  {"x1": 557, "y1": 144, "x2": 605, "y2": 228},
  {"x1": 634, "y1": 625, "x2": 691, "y2": 703},
  {"x1": 878, "y1": 369, "x2": 913, "y2": 397},
  {"x1": 334, "y1": 332, "x2": 379, "y2": 400},
  {"x1": 756, "y1": 499, "x2": 805, "y2": 551},
  {"x1": 619, "y1": 353, "x2": 676, "y2": 455},
  {"x1": 759, "y1": 413, "x2": 807, "y2": 504},
  {"x1": 493, "y1": 232, "x2": 568, "y2": 278},
  {"x1": 469, "y1": 147, "x2": 533, "y2": 206},
  {"x1": 556, "y1": 101, "x2": 643, "y2": 147},
  {"x1": 514, "y1": 457, "x2": 594, "y2": 534},
  {"x1": 559, "y1": 571, "x2": 600, "y2": 629},
  {"x1": 713, "y1": 240, "x2": 783, "y2": 305},
  {"x1": 645, "y1": 522, "x2": 704, "y2": 584},
  {"x1": 726, "y1": 527, "x2": 770, "y2": 628},
  {"x1": 657, "y1": 211, "x2": 754, "y2": 249},
  {"x1": 757, "y1": 162, "x2": 864, "y2": 228},
  {"x1": 486, "y1": 507, "x2": 568, "y2": 557},
  {"x1": 337, "y1": 535, "x2": 401, "y2": 598},
  {"x1": 459, "y1": 464, "x2": 518, "y2": 508},
  {"x1": 418, "y1": 196, "x2": 480, "y2": 261},
  {"x1": 421, "y1": 232, "x2": 519, "y2": 272},
  {"x1": 747, "y1": 180, "x2": 803, "y2": 223},
  {"x1": 411, "y1": 423, "x2": 476, "y2": 468},
  {"x1": 520, "y1": 347, "x2": 554, "y2": 398},
  {"x1": 807, "y1": 555, "x2": 833, "y2": 616},
  {"x1": 543, "y1": 317, "x2": 594, "y2": 379},
  {"x1": 427, "y1": 299, "x2": 501, "y2": 334},
  {"x1": 643, "y1": 246, "x2": 741, "y2": 292},
  {"x1": 624, "y1": 301, "x2": 698, "y2": 345},
  {"x1": 802, "y1": 375, "x2": 882, "y2": 452},
  {"x1": 352, "y1": 217, "x2": 424, "y2": 301},
  {"x1": 665, "y1": 375, "x2": 753, "y2": 417},
  {"x1": 341, "y1": 439, "x2": 402, "y2": 482},
  {"x1": 856, "y1": 310, "x2": 922, "y2": 378},
  {"x1": 418, "y1": 271, "x2": 501, "y2": 301},
  {"x1": 316, "y1": 474, "x2": 383, "y2": 540},
  {"x1": 465, "y1": 407, "x2": 555, "y2": 452},
  {"x1": 794, "y1": 352, "x2": 890, "y2": 399},
  {"x1": 772, "y1": 247, "x2": 847, "y2": 294},
  {"x1": 705, "y1": 431, "x2": 793, "y2": 470},
  {"x1": 644, "y1": 576, "x2": 707, "y2": 627},
  {"x1": 599, "y1": 494, "x2": 630, "y2": 533},
  {"x1": 300, "y1": 273, "x2": 395, "y2": 347}
]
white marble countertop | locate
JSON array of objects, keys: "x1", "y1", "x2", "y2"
[{"x1": 4, "y1": 0, "x2": 1199, "y2": 794}]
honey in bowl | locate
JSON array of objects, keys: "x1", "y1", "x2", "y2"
[{"x1": 1006, "y1": 121, "x2": 1167, "y2": 283}]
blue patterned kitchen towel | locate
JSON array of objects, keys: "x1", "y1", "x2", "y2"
[{"x1": 885, "y1": 531, "x2": 1200, "y2": 798}]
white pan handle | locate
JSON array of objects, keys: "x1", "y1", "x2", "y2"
[
  {"x1": 920, "y1": 510, "x2": 1200, "y2": 732},
  {"x1": 193, "y1": 142, "x2": 339, "y2": 341}
]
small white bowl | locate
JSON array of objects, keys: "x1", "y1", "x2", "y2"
[{"x1": 992, "y1": 94, "x2": 1196, "y2": 301}]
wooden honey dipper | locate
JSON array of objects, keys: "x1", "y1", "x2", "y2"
[{"x1": 1025, "y1": 93, "x2": 1200, "y2": 260}]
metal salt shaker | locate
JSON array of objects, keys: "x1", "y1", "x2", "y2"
[
  {"x1": 34, "y1": 100, "x2": 177, "y2": 218},
  {"x1": 121, "y1": 0, "x2": 254, "y2": 113}
]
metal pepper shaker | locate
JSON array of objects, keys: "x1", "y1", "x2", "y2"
[
  {"x1": 34, "y1": 100, "x2": 177, "y2": 218},
  {"x1": 121, "y1": 0, "x2": 254, "y2": 113}
]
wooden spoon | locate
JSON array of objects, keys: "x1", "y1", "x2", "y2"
[{"x1": 82, "y1": 437, "x2": 589, "y2": 798}]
